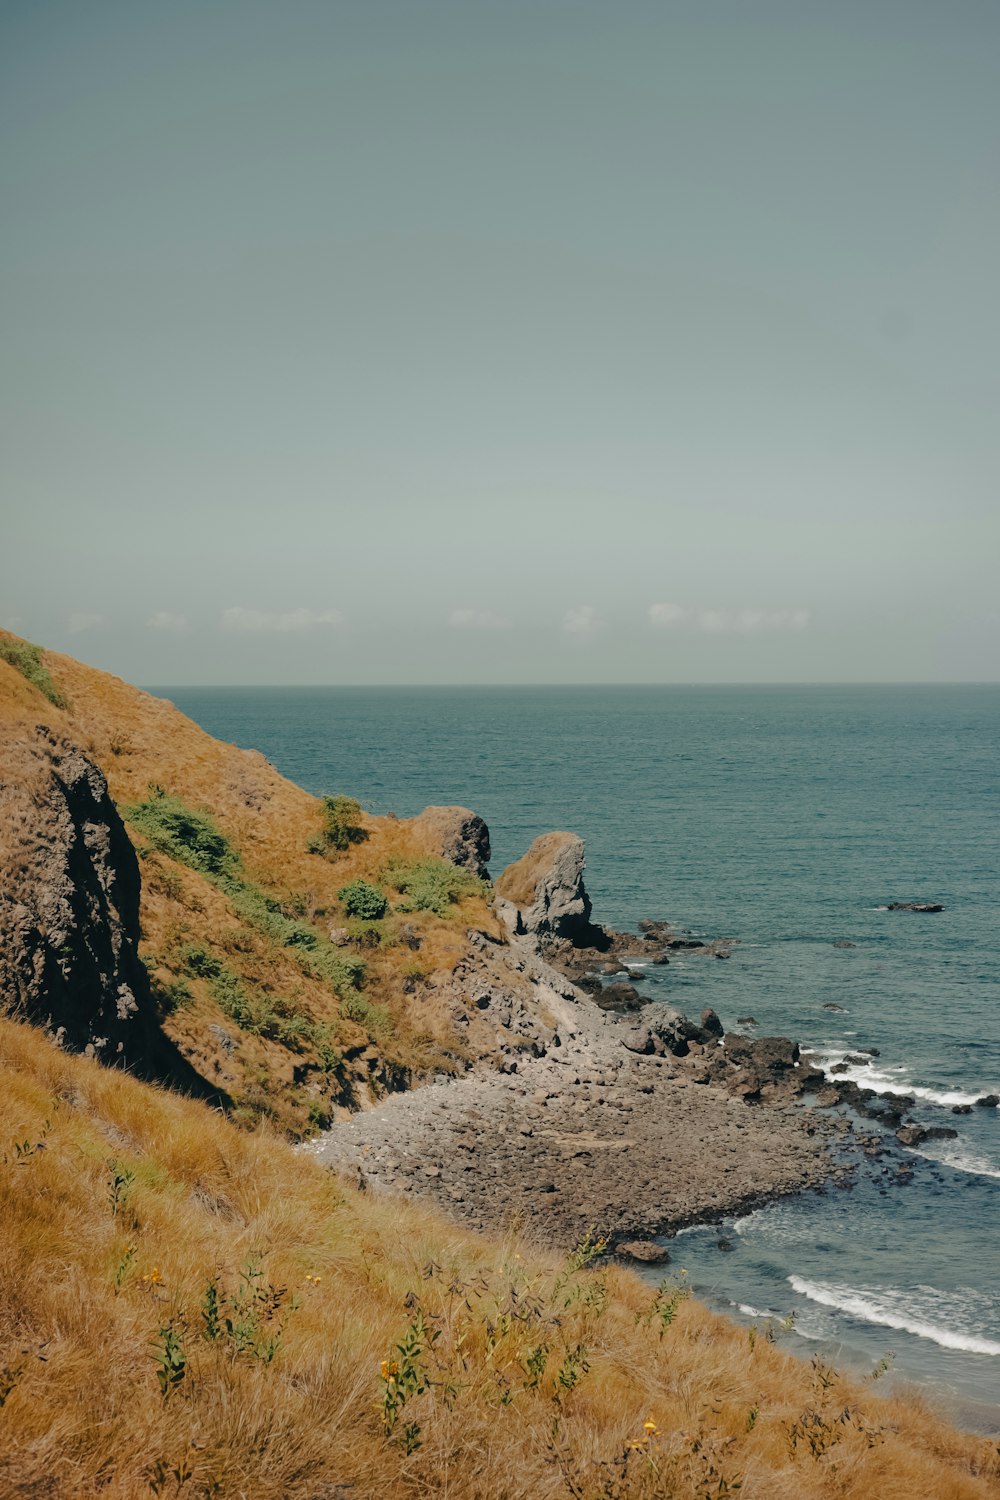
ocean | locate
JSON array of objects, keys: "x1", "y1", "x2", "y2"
[{"x1": 158, "y1": 683, "x2": 1000, "y2": 1426}]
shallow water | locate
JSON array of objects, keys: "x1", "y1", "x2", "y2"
[{"x1": 157, "y1": 683, "x2": 1000, "y2": 1423}]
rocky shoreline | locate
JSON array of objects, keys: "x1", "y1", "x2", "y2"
[
  {"x1": 311, "y1": 830, "x2": 961, "y2": 1250},
  {"x1": 308, "y1": 955, "x2": 846, "y2": 1248}
]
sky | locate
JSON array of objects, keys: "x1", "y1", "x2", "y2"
[{"x1": 2, "y1": 1, "x2": 998, "y2": 685}]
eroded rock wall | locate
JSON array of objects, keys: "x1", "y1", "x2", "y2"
[{"x1": 0, "y1": 725, "x2": 154, "y2": 1059}]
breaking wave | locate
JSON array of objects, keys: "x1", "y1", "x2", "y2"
[{"x1": 788, "y1": 1277, "x2": 1000, "y2": 1356}]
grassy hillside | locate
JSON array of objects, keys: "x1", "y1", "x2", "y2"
[
  {"x1": 2, "y1": 1018, "x2": 997, "y2": 1500},
  {"x1": 3, "y1": 633, "x2": 999, "y2": 1498},
  {"x1": 0, "y1": 632, "x2": 503, "y2": 1135}
]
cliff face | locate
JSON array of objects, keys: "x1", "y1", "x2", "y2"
[{"x1": 0, "y1": 725, "x2": 154, "y2": 1059}]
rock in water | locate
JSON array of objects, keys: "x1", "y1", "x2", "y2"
[
  {"x1": 617, "y1": 1240, "x2": 671, "y2": 1264},
  {"x1": 0, "y1": 726, "x2": 155, "y2": 1060},
  {"x1": 494, "y1": 831, "x2": 598, "y2": 943},
  {"x1": 885, "y1": 902, "x2": 944, "y2": 913},
  {"x1": 410, "y1": 805, "x2": 491, "y2": 878}
]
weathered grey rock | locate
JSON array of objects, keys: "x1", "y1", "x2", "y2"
[
  {"x1": 617, "y1": 1240, "x2": 670, "y2": 1264},
  {"x1": 0, "y1": 726, "x2": 155, "y2": 1061},
  {"x1": 410, "y1": 805, "x2": 491, "y2": 878},
  {"x1": 494, "y1": 832, "x2": 596, "y2": 942}
]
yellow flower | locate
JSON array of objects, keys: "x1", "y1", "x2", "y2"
[
  {"x1": 381, "y1": 1359, "x2": 399, "y2": 1381},
  {"x1": 643, "y1": 1419, "x2": 658, "y2": 1434}
]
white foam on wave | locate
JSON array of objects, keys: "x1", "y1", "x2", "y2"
[
  {"x1": 733, "y1": 1205, "x2": 816, "y2": 1246},
  {"x1": 906, "y1": 1144, "x2": 1000, "y2": 1182},
  {"x1": 788, "y1": 1277, "x2": 1000, "y2": 1356},
  {"x1": 737, "y1": 1303, "x2": 777, "y2": 1319},
  {"x1": 804, "y1": 1047, "x2": 995, "y2": 1109}
]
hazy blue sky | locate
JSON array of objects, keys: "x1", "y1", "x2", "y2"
[{"x1": 2, "y1": 1, "x2": 998, "y2": 683}]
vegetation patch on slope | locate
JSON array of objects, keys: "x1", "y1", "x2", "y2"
[
  {"x1": 384, "y1": 856, "x2": 489, "y2": 916},
  {"x1": 127, "y1": 789, "x2": 365, "y2": 997},
  {"x1": 0, "y1": 637, "x2": 67, "y2": 709}
]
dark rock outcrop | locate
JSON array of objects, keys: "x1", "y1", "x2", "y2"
[
  {"x1": 593, "y1": 980, "x2": 645, "y2": 1013},
  {"x1": 895, "y1": 1123, "x2": 959, "y2": 1146},
  {"x1": 411, "y1": 805, "x2": 491, "y2": 879},
  {"x1": 619, "y1": 1007, "x2": 719, "y2": 1058},
  {"x1": 885, "y1": 902, "x2": 944, "y2": 913},
  {"x1": 0, "y1": 726, "x2": 156, "y2": 1060}
]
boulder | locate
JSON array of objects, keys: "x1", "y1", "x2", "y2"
[
  {"x1": 410, "y1": 805, "x2": 491, "y2": 878},
  {"x1": 494, "y1": 832, "x2": 599, "y2": 944},
  {"x1": 619, "y1": 1006, "x2": 712, "y2": 1058},
  {"x1": 885, "y1": 902, "x2": 944, "y2": 913},
  {"x1": 616, "y1": 1240, "x2": 670, "y2": 1264},
  {"x1": 594, "y1": 980, "x2": 645, "y2": 1013}
]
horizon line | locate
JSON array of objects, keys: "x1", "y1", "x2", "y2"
[{"x1": 143, "y1": 679, "x2": 1000, "y2": 691}]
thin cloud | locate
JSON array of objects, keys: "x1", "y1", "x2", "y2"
[
  {"x1": 147, "y1": 610, "x2": 190, "y2": 634},
  {"x1": 68, "y1": 611, "x2": 106, "y2": 634},
  {"x1": 563, "y1": 604, "x2": 602, "y2": 639},
  {"x1": 648, "y1": 603, "x2": 686, "y2": 629},
  {"x1": 649, "y1": 604, "x2": 810, "y2": 635},
  {"x1": 449, "y1": 609, "x2": 511, "y2": 630},
  {"x1": 221, "y1": 607, "x2": 344, "y2": 633}
]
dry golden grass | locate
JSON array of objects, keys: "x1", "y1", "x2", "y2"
[{"x1": 0, "y1": 1018, "x2": 997, "y2": 1500}]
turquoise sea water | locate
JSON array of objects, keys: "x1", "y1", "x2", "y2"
[{"x1": 158, "y1": 684, "x2": 1000, "y2": 1424}]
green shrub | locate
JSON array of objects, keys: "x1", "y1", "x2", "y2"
[
  {"x1": 309, "y1": 794, "x2": 368, "y2": 855},
  {"x1": 126, "y1": 792, "x2": 238, "y2": 879},
  {"x1": 384, "y1": 858, "x2": 486, "y2": 917},
  {"x1": 338, "y1": 879, "x2": 388, "y2": 922},
  {"x1": 0, "y1": 638, "x2": 67, "y2": 708},
  {"x1": 179, "y1": 944, "x2": 223, "y2": 980}
]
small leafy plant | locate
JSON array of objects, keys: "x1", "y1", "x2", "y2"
[{"x1": 338, "y1": 879, "x2": 388, "y2": 921}]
